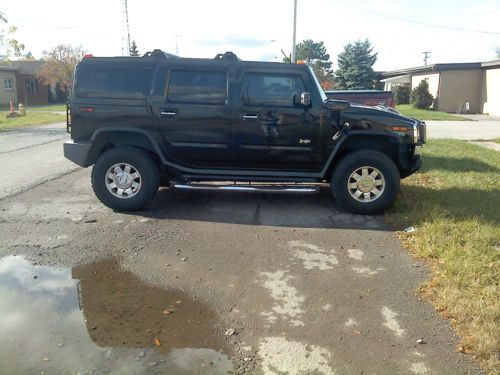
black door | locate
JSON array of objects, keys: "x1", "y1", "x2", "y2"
[
  {"x1": 150, "y1": 68, "x2": 232, "y2": 168},
  {"x1": 234, "y1": 72, "x2": 321, "y2": 171}
]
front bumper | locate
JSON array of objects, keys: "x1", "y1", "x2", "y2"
[
  {"x1": 400, "y1": 154, "x2": 422, "y2": 179},
  {"x1": 63, "y1": 140, "x2": 92, "y2": 167}
]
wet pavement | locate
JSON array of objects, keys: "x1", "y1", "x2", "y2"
[{"x1": 0, "y1": 255, "x2": 232, "y2": 375}]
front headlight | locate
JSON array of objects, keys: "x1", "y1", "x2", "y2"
[{"x1": 413, "y1": 122, "x2": 419, "y2": 144}]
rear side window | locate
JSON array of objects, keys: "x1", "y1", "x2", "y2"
[
  {"x1": 76, "y1": 68, "x2": 153, "y2": 99},
  {"x1": 167, "y1": 70, "x2": 227, "y2": 104},
  {"x1": 242, "y1": 74, "x2": 305, "y2": 106}
]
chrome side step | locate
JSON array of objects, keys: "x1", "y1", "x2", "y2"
[{"x1": 172, "y1": 183, "x2": 319, "y2": 194}]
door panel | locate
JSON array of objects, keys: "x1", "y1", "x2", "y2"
[
  {"x1": 150, "y1": 68, "x2": 232, "y2": 168},
  {"x1": 234, "y1": 73, "x2": 321, "y2": 170}
]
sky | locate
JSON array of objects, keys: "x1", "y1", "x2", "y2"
[{"x1": 2, "y1": 0, "x2": 500, "y2": 71}]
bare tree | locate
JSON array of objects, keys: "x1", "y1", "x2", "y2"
[
  {"x1": 37, "y1": 45, "x2": 86, "y2": 98},
  {"x1": 0, "y1": 12, "x2": 25, "y2": 61}
]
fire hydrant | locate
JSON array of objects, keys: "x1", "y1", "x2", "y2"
[{"x1": 18, "y1": 103, "x2": 26, "y2": 116}]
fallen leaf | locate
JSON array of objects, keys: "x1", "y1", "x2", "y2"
[
  {"x1": 163, "y1": 309, "x2": 175, "y2": 315},
  {"x1": 154, "y1": 338, "x2": 161, "y2": 346}
]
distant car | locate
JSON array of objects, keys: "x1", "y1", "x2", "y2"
[{"x1": 325, "y1": 90, "x2": 395, "y2": 108}]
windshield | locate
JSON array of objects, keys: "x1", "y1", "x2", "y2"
[{"x1": 308, "y1": 66, "x2": 327, "y2": 102}]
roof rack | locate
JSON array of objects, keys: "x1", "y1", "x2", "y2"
[
  {"x1": 214, "y1": 51, "x2": 240, "y2": 61},
  {"x1": 142, "y1": 49, "x2": 180, "y2": 59}
]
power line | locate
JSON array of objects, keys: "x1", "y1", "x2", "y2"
[{"x1": 334, "y1": 0, "x2": 500, "y2": 35}]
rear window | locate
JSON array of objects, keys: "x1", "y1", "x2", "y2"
[
  {"x1": 75, "y1": 68, "x2": 153, "y2": 99},
  {"x1": 167, "y1": 70, "x2": 227, "y2": 104}
]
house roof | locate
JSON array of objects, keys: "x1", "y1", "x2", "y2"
[
  {"x1": 380, "y1": 74, "x2": 411, "y2": 83},
  {"x1": 481, "y1": 59, "x2": 500, "y2": 68},
  {"x1": 381, "y1": 62, "x2": 482, "y2": 78},
  {"x1": 10, "y1": 61, "x2": 44, "y2": 75},
  {"x1": 0, "y1": 65, "x2": 18, "y2": 72}
]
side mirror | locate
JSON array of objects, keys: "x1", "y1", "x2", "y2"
[
  {"x1": 296, "y1": 92, "x2": 311, "y2": 106},
  {"x1": 327, "y1": 100, "x2": 351, "y2": 112}
]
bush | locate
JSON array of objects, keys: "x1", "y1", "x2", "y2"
[
  {"x1": 411, "y1": 80, "x2": 434, "y2": 109},
  {"x1": 392, "y1": 85, "x2": 410, "y2": 105}
]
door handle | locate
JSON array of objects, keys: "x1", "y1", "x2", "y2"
[
  {"x1": 160, "y1": 109, "x2": 177, "y2": 119},
  {"x1": 242, "y1": 114, "x2": 258, "y2": 120}
]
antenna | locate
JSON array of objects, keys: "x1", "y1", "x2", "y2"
[
  {"x1": 422, "y1": 51, "x2": 431, "y2": 66},
  {"x1": 121, "y1": 0, "x2": 131, "y2": 55}
]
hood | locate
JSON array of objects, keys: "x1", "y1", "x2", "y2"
[{"x1": 342, "y1": 103, "x2": 417, "y2": 126}]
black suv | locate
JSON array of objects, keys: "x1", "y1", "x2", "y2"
[{"x1": 64, "y1": 50, "x2": 425, "y2": 214}]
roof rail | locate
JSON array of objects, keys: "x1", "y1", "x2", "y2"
[
  {"x1": 142, "y1": 49, "x2": 180, "y2": 59},
  {"x1": 214, "y1": 51, "x2": 240, "y2": 61}
]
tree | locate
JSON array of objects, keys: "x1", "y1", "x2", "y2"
[
  {"x1": 335, "y1": 39, "x2": 377, "y2": 90},
  {"x1": 295, "y1": 39, "x2": 334, "y2": 89},
  {"x1": 0, "y1": 12, "x2": 25, "y2": 62},
  {"x1": 392, "y1": 85, "x2": 410, "y2": 105},
  {"x1": 37, "y1": 45, "x2": 86, "y2": 99},
  {"x1": 411, "y1": 80, "x2": 434, "y2": 109},
  {"x1": 130, "y1": 40, "x2": 139, "y2": 56}
]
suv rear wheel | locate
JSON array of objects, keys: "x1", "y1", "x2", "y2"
[
  {"x1": 91, "y1": 148, "x2": 159, "y2": 211},
  {"x1": 331, "y1": 150, "x2": 400, "y2": 215}
]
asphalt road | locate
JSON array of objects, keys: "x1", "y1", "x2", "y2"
[
  {"x1": 425, "y1": 118, "x2": 500, "y2": 140},
  {"x1": 0, "y1": 123, "x2": 486, "y2": 374},
  {"x1": 0, "y1": 122, "x2": 79, "y2": 199}
]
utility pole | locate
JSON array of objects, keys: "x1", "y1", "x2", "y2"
[
  {"x1": 292, "y1": 0, "x2": 297, "y2": 63},
  {"x1": 174, "y1": 35, "x2": 181, "y2": 55},
  {"x1": 122, "y1": 0, "x2": 131, "y2": 55},
  {"x1": 422, "y1": 51, "x2": 431, "y2": 66}
]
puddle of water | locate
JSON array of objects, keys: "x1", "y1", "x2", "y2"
[{"x1": 0, "y1": 256, "x2": 233, "y2": 375}]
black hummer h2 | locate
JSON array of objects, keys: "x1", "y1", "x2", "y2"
[{"x1": 64, "y1": 50, "x2": 425, "y2": 214}]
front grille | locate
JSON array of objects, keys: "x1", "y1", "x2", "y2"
[{"x1": 418, "y1": 122, "x2": 426, "y2": 144}]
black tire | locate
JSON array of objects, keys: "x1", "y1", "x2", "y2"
[
  {"x1": 91, "y1": 147, "x2": 159, "y2": 211},
  {"x1": 331, "y1": 150, "x2": 400, "y2": 215}
]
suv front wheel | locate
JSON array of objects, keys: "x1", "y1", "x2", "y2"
[
  {"x1": 91, "y1": 147, "x2": 160, "y2": 211},
  {"x1": 331, "y1": 150, "x2": 400, "y2": 215}
]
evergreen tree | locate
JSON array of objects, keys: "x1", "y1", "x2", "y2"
[
  {"x1": 295, "y1": 39, "x2": 334, "y2": 88},
  {"x1": 335, "y1": 39, "x2": 377, "y2": 90},
  {"x1": 130, "y1": 41, "x2": 139, "y2": 57},
  {"x1": 410, "y1": 80, "x2": 434, "y2": 109}
]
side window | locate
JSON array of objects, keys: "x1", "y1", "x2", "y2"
[
  {"x1": 76, "y1": 68, "x2": 153, "y2": 99},
  {"x1": 242, "y1": 74, "x2": 305, "y2": 106},
  {"x1": 3, "y1": 78, "x2": 13, "y2": 91},
  {"x1": 167, "y1": 70, "x2": 227, "y2": 104}
]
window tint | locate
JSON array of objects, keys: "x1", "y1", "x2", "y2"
[
  {"x1": 76, "y1": 68, "x2": 153, "y2": 99},
  {"x1": 167, "y1": 70, "x2": 227, "y2": 104},
  {"x1": 242, "y1": 74, "x2": 305, "y2": 106}
]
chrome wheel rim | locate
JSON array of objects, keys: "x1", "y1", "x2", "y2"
[
  {"x1": 105, "y1": 163, "x2": 141, "y2": 199},
  {"x1": 347, "y1": 166, "x2": 385, "y2": 203}
]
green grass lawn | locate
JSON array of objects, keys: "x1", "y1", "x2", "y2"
[
  {"x1": 0, "y1": 103, "x2": 66, "y2": 112},
  {"x1": 0, "y1": 112, "x2": 65, "y2": 131},
  {"x1": 396, "y1": 104, "x2": 471, "y2": 121},
  {"x1": 28, "y1": 104, "x2": 67, "y2": 112},
  {"x1": 387, "y1": 140, "x2": 499, "y2": 373}
]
